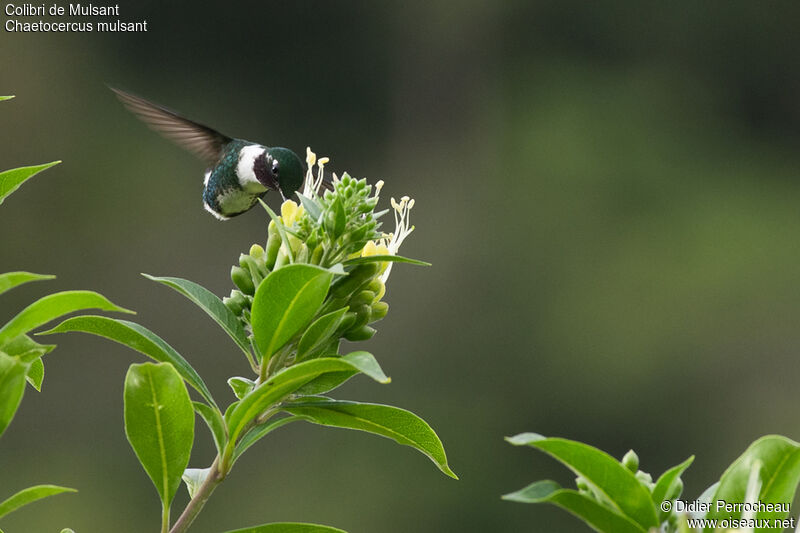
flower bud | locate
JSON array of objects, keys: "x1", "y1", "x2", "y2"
[
  {"x1": 348, "y1": 304, "x2": 372, "y2": 331},
  {"x1": 231, "y1": 266, "x2": 255, "y2": 295},
  {"x1": 239, "y1": 254, "x2": 265, "y2": 285},
  {"x1": 370, "y1": 301, "x2": 389, "y2": 322},
  {"x1": 367, "y1": 279, "x2": 386, "y2": 301},
  {"x1": 223, "y1": 290, "x2": 247, "y2": 315},
  {"x1": 350, "y1": 290, "x2": 376, "y2": 307},
  {"x1": 575, "y1": 476, "x2": 591, "y2": 494},
  {"x1": 622, "y1": 450, "x2": 639, "y2": 473},
  {"x1": 249, "y1": 244, "x2": 265, "y2": 260},
  {"x1": 311, "y1": 244, "x2": 324, "y2": 265},
  {"x1": 344, "y1": 325, "x2": 376, "y2": 341},
  {"x1": 265, "y1": 231, "x2": 281, "y2": 269}
]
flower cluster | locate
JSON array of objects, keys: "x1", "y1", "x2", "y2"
[{"x1": 223, "y1": 147, "x2": 418, "y2": 355}]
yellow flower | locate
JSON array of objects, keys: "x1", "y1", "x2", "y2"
[{"x1": 279, "y1": 200, "x2": 304, "y2": 227}]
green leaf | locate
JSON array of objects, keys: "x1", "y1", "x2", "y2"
[
  {"x1": 0, "y1": 272, "x2": 54, "y2": 297},
  {"x1": 228, "y1": 376, "x2": 255, "y2": 400},
  {"x1": 142, "y1": 274, "x2": 251, "y2": 358},
  {"x1": 296, "y1": 192, "x2": 323, "y2": 222},
  {"x1": 0, "y1": 351, "x2": 29, "y2": 438},
  {"x1": 0, "y1": 161, "x2": 60, "y2": 205},
  {"x1": 295, "y1": 351, "x2": 388, "y2": 395},
  {"x1": 0, "y1": 291, "x2": 132, "y2": 348},
  {"x1": 182, "y1": 467, "x2": 211, "y2": 499},
  {"x1": 297, "y1": 308, "x2": 348, "y2": 361},
  {"x1": 294, "y1": 371, "x2": 358, "y2": 396},
  {"x1": 506, "y1": 433, "x2": 658, "y2": 529},
  {"x1": 124, "y1": 362, "x2": 194, "y2": 508},
  {"x1": 0, "y1": 96, "x2": 14, "y2": 101},
  {"x1": 2, "y1": 334, "x2": 55, "y2": 362},
  {"x1": 251, "y1": 264, "x2": 333, "y2": 360},
  {"x1": 193, "y1": 401, "x2": 226, "y2": 456},
  {"x1": 226, "y1": 354, "x2": 389, "y2": 446},
  {"x1": 224, "y1": 522, "x2": 347, "y2": 533},
  {"x1": 0, "y1": 485, "x2": 76, "y2": 519},
  {"x1": 342, "y1": 255, "x2": 431, "y2": 267},
  {"x1": 284, "y1": 399, "x2": 456, "y2": 479},
  {"x1": 502, "y1": 480, "x2": 646, "y2": 533},
  {"x1": 651, "y1": 456, "x2": 694, "y2": 522},
  {"x1": 25, "y1": 357, "x2": 44, "y2": 391},
  {"x1": 704, "y1": 435, "x2": 800, "y2": 531},
  {"x1": 233, "y1": 415, "x2": 307, "y2": 462},
  {"x1": 40, "y1": 316, "x2": 217, "y2": 408}
]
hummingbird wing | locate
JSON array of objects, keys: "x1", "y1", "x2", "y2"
[{"x1": 110, "y1": 87, "x2": 232, "y2": 166}]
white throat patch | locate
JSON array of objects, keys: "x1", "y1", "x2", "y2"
[{"x1": 237, "y1": 145, "x2": 268, "y2": 193}]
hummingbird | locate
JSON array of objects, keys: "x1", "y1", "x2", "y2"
[{"x1": 110, "y1": 87, "x2": 306, "y2": 220}]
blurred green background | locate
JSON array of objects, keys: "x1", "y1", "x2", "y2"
[{"x1": 2, "y1": 1, "x2": 800, "y2": 531}]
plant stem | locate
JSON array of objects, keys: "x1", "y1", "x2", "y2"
[
  {"x1": 161, "y1": 503, "x2": 170, "y2": 533},
  {"x1": 169, "y1": 457, "x2": 224, "y2": 533}
]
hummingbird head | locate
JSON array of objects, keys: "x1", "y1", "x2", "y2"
[{"x1": 267, "y1": 147, "x2": 304, "y2": 200}]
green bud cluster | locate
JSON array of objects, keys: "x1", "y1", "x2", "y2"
[
  {"x1": 296, "y1": 173, "x2": 383, "y2": 267},
  {"x1": 225, "y1": 174, "x2": 400, "y2": 351},
  {"x1": 323, "y1": 262, "x2": 390, "y2": 342},
  {"x1": 223, "y1": 243, "x2": 271, "y2": 323}
]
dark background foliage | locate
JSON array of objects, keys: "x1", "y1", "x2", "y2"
[{"x1": 1, "y1": 1, "x2": 799, "y2": 531}]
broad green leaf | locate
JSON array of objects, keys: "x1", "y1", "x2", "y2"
[
  {"x1": 506, "y1": 434, "x2": 658, "y2": 529},
  {"x1": 342, "y1": 255, "x2": 431, "y2": 267},
  {"x1": 0, "y1": 96, "x2": 14, "y2": 101},
  {"x1": 0, "y1": 272, "x2": 54, "y2": 297},
  {"x1": 227, "y1": 354, "x2": 389, "y2": 446},
  {"x1": 124, "y1": 362, "x2": 194, "y2": 508},
  {"x1": 297, "y1": 308, "x2": 348, "y2": 361},
  {"x1": 182, "y1": 467, "x2": 211, "y2": 499},
  {"x1": 0, "y1": 351, "x2": 29, "y2": 437},
  {"x1": 0, "y1": 484, "x2": 76, "y2": 519},
  {"x1": 228, "y1": 376, "x2": 255, "y2": 399},
  {"x1": 233, "y1": 415, "x2": 308, "y2": 461},
  {"x1": 502, "y1": 480, "x2": 646, "y2": 533},
  {"x1": 25, "y1": 357, "x2": 44, "y2": 391},
  {"x1": 225, "y1": 523, "x2": 347, "y2": 533},
  {"x1": 251, "y1": 264, "x2": 333, "y2": 360},
  {"x1": 0, "y1": 161, "x2": 60, "y2": 204},
  {"x1": 704, "y1": 435, "x2": 800, "y2": 532},
  {"x1": 651, "y1": 456, "x2": 694, "y2": 522},
  {"x1": 294, "y1": 371, "x2": 357, "y2": 396},
  {"x1": 2, "y1": 334, "x2": 55, "y2": 362},
  {"x1": 142, "y1": 274, "x2": 251, "y2": 358},
  {"x1": 296, "y1": 351, "x2": 388, "y2": 395},
  {"x1": 0, "y1": 291, "x2": 132, "y2": 347},
  {"x1": 284, "y1": 399, "x2": 456, "y2": 479},
  {"x1": 193, "y1": 401, "x2": 226, "y2": 456},
  {"x1": 40, "y1": 316, "x2": 216, "y2": 408}
]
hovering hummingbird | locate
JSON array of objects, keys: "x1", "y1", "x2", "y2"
[{"x1": 111, "y1": 88, "x2": 306, "y2": 220}]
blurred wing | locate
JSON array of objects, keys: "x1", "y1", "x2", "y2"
[{"x1": 110, "y1": 87, "x2": 232, "y2": 165}]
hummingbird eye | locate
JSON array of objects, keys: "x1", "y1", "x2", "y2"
[{"x1": 272, "y1": 160, "x2": 279, "y2": 174}]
